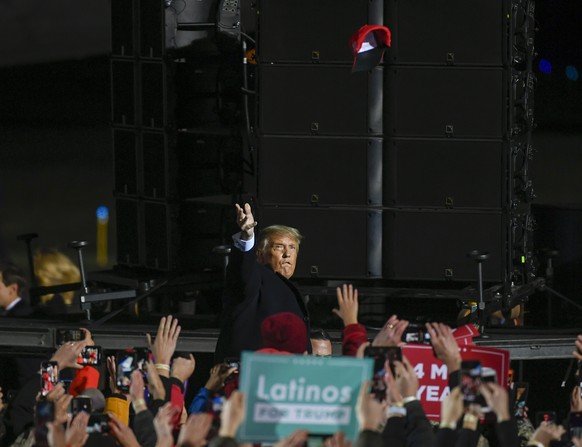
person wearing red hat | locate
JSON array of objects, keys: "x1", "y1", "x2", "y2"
[
  {"x1": 214, "y1": 203, "x2": 311, "y2": 361},
  {"x1": 258, "y1": 312, "x2": 309, "y2": 355}
]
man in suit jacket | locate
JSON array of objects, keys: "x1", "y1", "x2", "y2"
[
  {"x1": 0, "y1": 261, "x2": 32, "y2": 317},
  {"x1": 0, "y1": 261, "x2": 39, "y2": 399},
  {"x1": 214, "y1": 203, "x2": 311, "y2": 361}
]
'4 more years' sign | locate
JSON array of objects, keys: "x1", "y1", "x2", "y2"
[{"x1": 237, "y1": 352, "x2": 373, "y2": 443}]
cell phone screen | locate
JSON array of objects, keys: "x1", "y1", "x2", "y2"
[
  {"x1": 71, "y1": 397, "x2": 92, "y2": 416},
  {"x1": 460, "y1": 361, "x2": 482, "y2": 404},
  {"x1": 77, "y1": 346, "x2": 102, "y2": 366},
  {"x1": 40, "y1": 362, "x2": 59, "y2": 397},
  {"x1": 535, "y1": 411, "x2": 557, "y2": 427},
  {"x1": 511, "y1": 382, "x2": 529, "y2": 418},
  {"x1": 364, "y1": 346, "x2": 402, "y2": 402},
  {"x1": 34, "y1": 400, "x2": 55, "y2": 447},
  {"x1": 116, "y1": 349, "x2": 137, "y2": 393}
]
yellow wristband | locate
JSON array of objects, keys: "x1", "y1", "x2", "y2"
[
  {"x1": 154, "y1": 363, "x2": 170, "y2": 371},
  {"x1": 132, "y1": 398, "x2": 147, "y2": 411},
  {"x1": 402, "y1": 396, "x2": 418, "y2": 404}
]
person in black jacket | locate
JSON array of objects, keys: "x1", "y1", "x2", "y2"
[
  {"x1": 214, "y1": 203, "x2": 311, "y2": 361},
  {"x1": 0, "y1": 261, "x2": 32, "y2": 317}
]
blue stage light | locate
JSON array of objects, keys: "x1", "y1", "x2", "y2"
[
  {"x1": 538, "y1": 58, "x2": 552, "y2": 75},
  {"x1": 565, "y1": 65, "x2": 579, "y2": 81},
  {"x1": 96, "y1": 205, "x2": 109, "y2": 222}
]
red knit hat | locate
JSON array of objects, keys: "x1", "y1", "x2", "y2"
[
  {"x1": 260, "y1": 312, "x2": 307, "y2": 354},
  {"x1": 350, "y1": 24, "x2": 391, "y2": 72}
]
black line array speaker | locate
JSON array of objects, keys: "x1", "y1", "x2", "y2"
[
  {"x1": 383, "y1": 211, "x2": 506, "y2": 282},
  {"x1": 111, "y1": 0, "x2": 243, "y2": 273},
  {"x1": 254, "y1": 0, "x2": 384, "y2": 279},
  {"x1": 252, "y1": 0, "x2": 512, "y2": 282}
]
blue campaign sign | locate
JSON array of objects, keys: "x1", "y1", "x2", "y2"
[{"x1": 237, "y1": 351, "x2": 373, "y2": 443}]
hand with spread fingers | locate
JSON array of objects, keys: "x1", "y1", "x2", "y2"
[
  {"x1": 372, "y1": 315, "x2": 409, "y2": 347},
  {"x1": 205, "y1": 363, "x2": 238, "y2": 392},
  {"x1": 426, "y1": 322, "x2": 461, "y2": 372},
  {"x1": 235, "y1": 202, "x2": 258, "y2": 241},
  {"x1": 333, "y1": 284, "x2": 359, "y2": 327},
  {"x1": 147, "y1": 315, "x2": 181, "y2": 375},
  {"x1": 50, "y1": 338, "x2": 90, "y2": 370}
]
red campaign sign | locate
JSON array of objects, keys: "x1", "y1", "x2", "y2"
[{"x1": 401, "y1": 340, "x2": 510, "y2": 420}]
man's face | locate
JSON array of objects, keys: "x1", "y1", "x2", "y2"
[
  {"x1": 258, "y1": 235, "x2": 298, "y2": 279},
  {"x1": 311, "y1": 339, "x2": 333, "y2": 357},
  {"x1": 0, "y1": 273, "x2": 17, "y2": 309}
]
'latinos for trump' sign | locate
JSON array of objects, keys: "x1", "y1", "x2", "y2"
[{"x1": 237, "y1": 352, "x2": 373, "y2": 443}]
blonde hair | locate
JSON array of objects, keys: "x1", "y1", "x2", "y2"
[
  {"x1": 34, "y1": 249, "x2": 80, "y2": 306},
  {"x1": 257, "y1": 225, "x2": 303, "y2": 253}
]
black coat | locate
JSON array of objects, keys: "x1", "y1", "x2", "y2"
[{"x1": 214, "y1": 242, "x2": 311, "y2": 362}]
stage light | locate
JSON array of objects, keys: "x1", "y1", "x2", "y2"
[
  {"x1": 565, "y1": 65, "x2": 579, "y2": 81},
  {"x1": 538, "y1": 58, "x2": 552, "y2": 75}
]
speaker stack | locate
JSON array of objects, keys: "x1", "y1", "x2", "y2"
[
  {"x1": 250, "y1": 0, "x2": 536, "y2": 285},
  {"x1": 111, "y1": 0, "x2": 243, "y2": 273}
]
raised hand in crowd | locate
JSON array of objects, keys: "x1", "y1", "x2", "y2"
[
  {"x1": 235, "y1": 202, "x2": 258, "y2": 240},
  {"x1": 146, "y1": 359, "x2": 166, "y2": 401},
  {"x1": 0, "y1": 386, "x2": 5, "y2": 413},
  {"x1": 439, "y1": 386, "x2": 463, "y2": 430},
  {"x1": 177, "y1": 412, "x2": 213, "y2": 447},
  {"x1": 107, "y1": 355, "x2": 122, "y2": 395},
  {"x1": 218, "y1": 390, "x2": 246, "y2": 438},
  {"x1": 479, "y1": 382, "x2": 511, "y2": 423},
  {"x1": 393, "y1": 356, "x2": 419, "y2": 401},
  {"x1": 154, "y1": 402, "x2": 180, "y2": 447},
  {"x1": 172, "y1": 354, "x2": 196, "y2": 384},
  {"x1": 372, "y1": 315, "x2": 408, "y2": 347},
  {"x1": 79, "y1": 327, "x2": 95, "y2": 346},
  {"x1": 528, "y1": 420, "x2": 565, "y2": 447},
  {"x1": 129, "y1": 370, "x2": 146, "y2": 411},
  {"x1": 573, "y1": 334, "x2": 582, "y2": 361},
  {"x1": 356, "y1": 380, "x2": 384, "y2": 432},
  {"x1": 383, "y1": 361, "x2": 403, "y2": 409},
  {"x1": 426, "y1": 322, "x2": 461, "y2": 373},
  {"x1": 43, "y1": 382, "x2": 73, "y2": 426},
  {"x1": 333, "y1": 284, "x2": 359, "y2": 326},
  {"x1": 50, "y1": 337, "x2": 90, "y2": 370},
  {"x1": 47, "y1": 411, "x2": 90, "y2": 447},
  {"x1": 147, "y1": 315, "x2": 181, "y2": 377},
  {"x1": 571, "y1": 386, "x2": 582, "y2": 412},
  {"x1": 205, "y1": 363, "x2": 238, "y2": 393},
  {"x1": 109, "y1": 412, "x2": 141, "y2": 447}
]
